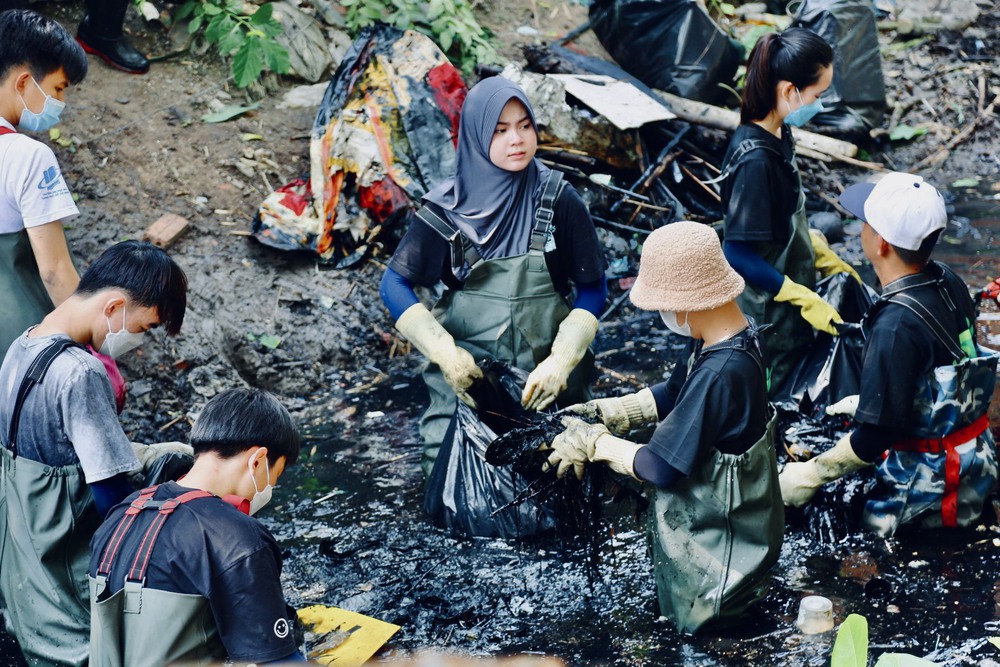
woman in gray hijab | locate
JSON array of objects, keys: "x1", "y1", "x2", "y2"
[{"x1": 380, "y1": 76, "x2": 607, "y2": 477}]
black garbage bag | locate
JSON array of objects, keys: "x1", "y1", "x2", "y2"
[
  {"x1": 424, "y1": 360, "x2": 567, "y2": 539},
  {"x1": 589, "y1": 0, "x2": 744, "y2": 105},
  {"x1": 791, "y1": 0, "x2": 887, "y2": 141},
  {"x1": 774, "y1": 272, "x2": 878, "y2": 413}
]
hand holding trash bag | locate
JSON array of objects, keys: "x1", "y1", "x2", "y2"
[
  {"x1": 522, "y1": 309, "x2": 599, "y2": 411},
  {"x1": 395, "y1": 303, "x2": 482, "y2": 407},
  {"x1": 130, "y1": 441, "x2": 194, "y2": 471},
  {"x1": 825, "y1": 394, "x2": 860, "y2": 417},
  {"x1": 774, "y1": 276, "x2": 844, "y2": 335},
  {"x1": 563, "y1": 387, "x2": 659, "y2": 436},
  {"x1": 542, "y1": 416, "x2": 603, "y2": 479},
  {"x1": 779, "y1": 433, "x2": 870, "y2": 507},
  {"x1": 810, "y1": 229, "x2": 862, "y2": 284}
]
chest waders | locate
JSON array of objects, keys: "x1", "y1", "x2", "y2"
[
  {"x1": 648, "y1": 340, "x2": 783, "y2": 633},
  {"x1": 0, "y1": 340, "x2": 94, "y2": 667},
  {"x1": 724, "y1": 138, "x2": 816, "y2": 395},
  {"x1": 0, "y1": 127, "x2": 57, "y2": 357},
  {"x1": 89, "y1": 486, "x2": 226, "y2": 667},
  {"x1": 861, "y1": 271, "x2": 998, "y2": 536},
  {"x1": 417, "y1": 171, "x2": 592, "y2": 475}
]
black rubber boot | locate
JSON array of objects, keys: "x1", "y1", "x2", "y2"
[{"x1": 76, "y1": 0, "x2": 150, "y2": 74}]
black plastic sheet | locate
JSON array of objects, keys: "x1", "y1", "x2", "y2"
[
  {"x1": 774, "y1": 272, "x2": 878, "y2": 413},
  {"x1": 791, "y1": 0, "x2": 887, "y2": 140},
  {"x1": 589, "y1": 0, "x2": 744, "y2": 105}
]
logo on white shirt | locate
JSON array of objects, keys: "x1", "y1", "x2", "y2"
[{"x1": 37, "y1": 166, "x2": 61, "y2": 191}]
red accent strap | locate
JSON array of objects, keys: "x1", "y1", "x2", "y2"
[
  {"x1": 98, "y1": 486, "x2": 159, "y2": 576},
  {"x1": 893, "y1": 414, "x2": 990, "y2": 527},
  {"x1": 0, "y1": 127, "x2": 14, "y2": 136}
]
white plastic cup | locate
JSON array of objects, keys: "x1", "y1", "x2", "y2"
[{"x1": 796, "y1": 595, "x2": 834, "y2": 634}]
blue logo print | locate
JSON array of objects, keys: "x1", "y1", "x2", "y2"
[{"x1": 37, "y1": 166, "x2": 61, "y2": 191}]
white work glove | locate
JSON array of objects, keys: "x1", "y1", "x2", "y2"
[
  {"x1": 779, "y1": 433, "x2": 870, "y2": 507},
  {"x1": 522, "y1": 309, "x2": 599, "y2": 412},
  {"x1": 541, "y1": 416, "x2": 605, "y2": 479},
  {"x1": 395, "y1": 303, "x2": 483, "y2": 407},
  {"x1": 825, "y1": 394, "x2": 860, "y2": 418},
  {"x1": 131, "y1": 441, "x2": 194, "y2": 472},
  {"x1": 564, "y1": 387, "x2": 659, "y2": 436}
]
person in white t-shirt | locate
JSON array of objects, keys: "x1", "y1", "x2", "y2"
[{"x1": 0, "y1": 8, "x2": 88, "y2": 357}]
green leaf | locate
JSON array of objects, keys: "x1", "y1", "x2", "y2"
[
  {"x1": 250, "y1": 2, "x2": 274, "y2": 24},
  {"x1": 205, "y1": 14, "x2": 235, "y2": 43},
  {"x1": 439, "y1": 29, "x2": 453, "y2": 52},
  {"x1": 232, "y1": 38, "x2": 265, "y2": 88},
  {"x1": 873, "y1": 654, "x2": 939, "y2": 667},
  {"x1": 888, "y1": 124, "x2": 928, "y2": 141},
  {"x1": 187, "y1": 13, "x2": 203, "y2": 34},
  {"x1": 200, "y1": 102, "x2": 261, "y2": 123},
  {"x1": 950, "y1": 177, "x2": 980, "y2": 188},
  {"x1": 990, "y1": 637, "x2": 1000, "y2": 650},
  {"x1": 202, "y1": 3, "x2": 222, "y2": 15},
  {"x1": 218, "y1": 26, "x2": 244, "y2": 54},
  {"x1": 260, "y1": 38, "x2": 291, "y2": 74},
  {"x1": 831, "y1": 614, "x2": 868, "y2": 667},
  {"x1": 258, "y1": 334, "x2": 282, "y2": 349},
  {"x1": 719, "y1": 2, "x2": 736, "y2": 14},
  {"x1": 173, "y1": 1, "x2": 196, "y2": 21}
]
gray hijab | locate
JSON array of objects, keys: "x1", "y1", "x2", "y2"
[{"x1": 422, "y1": 76, "x2": 551, "y2": 260}]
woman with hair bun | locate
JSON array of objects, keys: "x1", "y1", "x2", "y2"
[{"x1": 720, "y1": 27, "x2": 859, "y2": 394}]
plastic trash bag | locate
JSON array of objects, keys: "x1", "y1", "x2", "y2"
[
  {"x1": 774, "y1": 272, "x2": 878, "y2": 413},
  {"x1": 589, "y1": 0, "x2": 744, "y2": 105},
  {"x1": 424, "y1": 360, "x2": 569, "y2": 539},
  {"x1": 791, "y1": 0, "x2": 887, "y2": 140},
  {"x1": 252, "y1": 24, "x2": 467, "y2": 264}
]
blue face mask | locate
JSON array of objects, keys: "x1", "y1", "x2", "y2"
[
  {"x1": 18, "y1": 77, "x2": 66, "y2": 132},
  {"x1": 784, "y1": 88, "x2": 824, "y2": 128}
]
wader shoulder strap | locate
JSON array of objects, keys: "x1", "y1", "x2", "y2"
[
  {"x1": 887, "y1": 292, "x2": 967, "y2": 362},
  {"x1": 529, "y1": 169, "x2": 566, "y2": 252},
  {"x1": 707, "y1": 138, "x2": 787, "y2": 185},
  {"x1": 93, "y1": 487, "x2": 213, "y2": 610},
  {"x1": 415, "y1": 205, "x2": 482, "y2": 279},
  {"x1": 5, "y1": 339, "x2": 84, "y2": 458}
]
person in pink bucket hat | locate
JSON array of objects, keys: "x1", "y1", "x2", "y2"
[{"x1": 543, "y1": 221, "x2": 784, "y2": 634}]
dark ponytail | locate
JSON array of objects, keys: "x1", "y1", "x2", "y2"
[{"x1": 740, "y1": 27, "x2": 833, "y2": 124}]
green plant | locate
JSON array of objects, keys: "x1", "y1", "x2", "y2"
[
  {"x1": 831, "y1": 614, "x2": 939, "y2": 667},
  {"x1": 341, "y1": 0, "x2": 498, "y2": 76},
  {"x1": 175, "y1": 0, "x2": 290, "y2": 88}
]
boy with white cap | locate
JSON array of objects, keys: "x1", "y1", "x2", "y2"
[
  {"x1": 544, "y1": 221, "x2": 783, "y2": 633},
  {"x1": 780, "y1": 172, "x2": 997, "y2": 536}
]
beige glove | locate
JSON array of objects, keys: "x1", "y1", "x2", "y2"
[
  {"x1": 565, "y1": 387, "x2": 659, "y2": 436},
  {"x1": 779, "y1": 433, "x2": 870, "y2": 507},
  {"x1": 522, "y1": 309, "x2": 599, "y2": 411},
  {"x1": 131, "y1": 441, "x2": 194, "y2": 472},
  {"x1": 825, "y1": 394, "x2": 860, "y2": 417},
  {"x1": 395, "y1": 303, "x2": 482, "y2": 407},
  {"x1": 542, "y1": 416, "x2": 605, "y2": 479},
  {"x1": 810, "y1": 229, "x2": 862, "y2": 284},
  {"x1": 591, "y1": 432, "x2": 643, "y2": 480},
  {"x1": 774, "y1": 276, "x2": 844, "y2": 335}
]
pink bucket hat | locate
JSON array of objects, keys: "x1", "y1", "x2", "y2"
[{"x1": 630, "y1": 221, "x2": 745, "y2": 312}]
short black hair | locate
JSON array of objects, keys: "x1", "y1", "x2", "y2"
[
  {"x1": 76, "y1": 240, "x2": 188, "y2": 335},
  {"x1": 191, "y1": 388, "x2": 300, "y2": 467},
  {"x1": 892, "y1": 229, "x2": 941, "y2": 267},
  {"x1": 0, "y1": 9, "x2": 87, "y2": 85}
]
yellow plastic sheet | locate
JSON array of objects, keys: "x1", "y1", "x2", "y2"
[{"x1": 297, "y1": 604, "x2": 400, "y2": 666}]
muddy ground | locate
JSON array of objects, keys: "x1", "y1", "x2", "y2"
[{"x1": 2, "y1": 0, "x2": 1000, "y2": 665}]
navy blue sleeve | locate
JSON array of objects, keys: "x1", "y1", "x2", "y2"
[
  {"x1": 572, "y1": 278, "x2": 607, "y2": 316},
  {"x1": 89, "y1": 473, "x2": 134, "y2": 517},
  {"x1": 633, "y1": 447, "x2": 684, "y2": 489},
  {"x1": 849, "y1": 422, "x2": 904, "y2": 463},
  {"x1": 724, "y1": 240, "x2": 784, "y2": 294},
  {"x1": 379, "y1": 267, "x2": 420, "y2": 320}
]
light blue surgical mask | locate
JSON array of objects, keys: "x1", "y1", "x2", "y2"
[
  {"x1": 784, "y1": 88, "x2": 824, "y2": 128},
  {"x1": 18, "y1": 77, "x2": 66, "y2": 132}
]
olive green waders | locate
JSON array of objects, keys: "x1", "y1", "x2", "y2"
[{"x1": 0, "y1": 230, "x2": 56, "y2": 356}]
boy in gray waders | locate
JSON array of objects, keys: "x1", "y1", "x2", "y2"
[
  {"x1": 544, "y1": 221, "x2": 784, "y2": 633},
  {"x1": 0, "y1": 240, "x2": 190, "y2": 666},
  {"x1": 780, "y1": 172, "x2": 998, "y2": 536},
  {"x1": 89, "y1": 388, "x2": 305, "y2": 665}
]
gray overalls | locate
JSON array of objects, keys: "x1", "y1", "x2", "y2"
[
  {"x1": 89, "y1": 486, "x2": 227, "y2": 667},
  {"x1": 417, "y1": 171, "x2": 592, "y2": 474},
  {"x1": 724, "y1": 137, "x2": 816, "y2": 394},
  {"x1": 648, "y1": 338, "x2": 784, "y2": 633},
  {"x1": 0, "y1": 340, "x2": 94, "y2": 667}
]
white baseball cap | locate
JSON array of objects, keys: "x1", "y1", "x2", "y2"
[{"x1": 838, "y1": 172, "x2": 947, "y2": 251}]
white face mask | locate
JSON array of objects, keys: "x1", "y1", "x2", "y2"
[
  {"x1": 248, "y1": 453, "x2": 273, "y2": 516},
  {"x1": 660, "y1": 310, "x2": 692, "y2": 337},
  {"x1": 98, "y1": 306, "x2": 146, "y2": 359}
]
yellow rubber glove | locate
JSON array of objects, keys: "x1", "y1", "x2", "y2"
[
  {"x1": 774, "y1": 276, "x2": 844, "y2": 335},
  {"x1": 395, "y1": 303, "x2": 482, "y2": 407},
  {"x1": 810, "y1": 229, "x2": 862, "y2": 284},
  {"x1": 778, "y1": 433, "x2": 870, "y2": 507},
  {"x1": 564, "y1": 387, "x2": 659, "y2": 436},
  {"x1": 522, "y1": 309, "x2": 599, "y2": 411}
]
